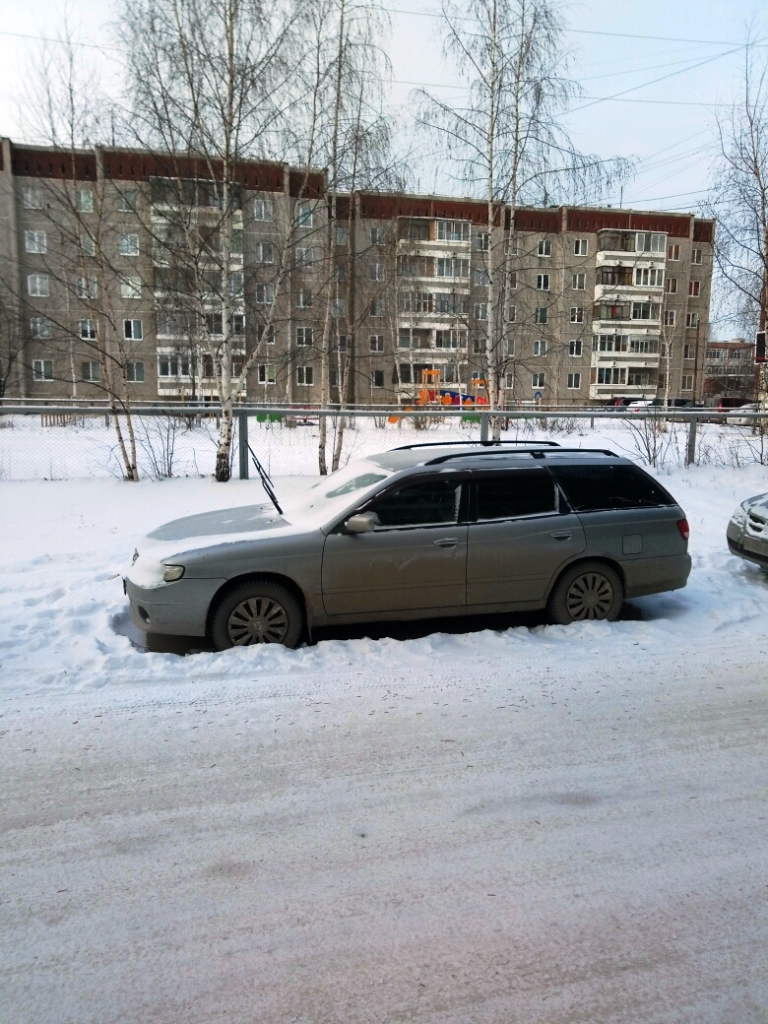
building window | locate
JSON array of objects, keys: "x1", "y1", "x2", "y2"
[
  {"x1": 296, "y1": 201, "x2": 315, "y2": 227},
  {"x1": 117, "y1": 189, "x2": 138, "y2": 213},
  {"x1": 33, "y1": 358, "x2": 53, "y2": 381},
  {"x1": 230, "y1": 314, "x2": 245, "y2": 335},
  {"x1": 126, "y1": 361, "x2": 144, "y2": 382},
  {"x1": 371, "y1": 369, "x2": 385, "y2": 389},
  {"x1": 295, "y1": 246, "x2": 313, "y2": 268},
  {"x1": 435, "y1": 329, "x2": 467, "y2": 349},
  {"x1": 570, "y1": 306, "x2": 584, "y2": 323},
  {"x1": 370, "y1": 226, "x2": 386, "y2": 245},
  {"x1": 258, "y1": 324, "x2": 276, "y2": 345},
  {"x1": 370, "y1": 298, "x2": 385, "y2": 317},
  {"x1": 335, "y1": 224, "x2": 348, "y2": 246},
  {"x1": 567, "y1": 373, "x2": 581, "y2": 389},
  {"x1": 437, "y1": 257, "x2": 469, "y2": 278},
  {"x1": 76, "y1": 189, "x2": 94, "y2": 213},
  {"x1": 683, "y1": 343, "x2": 695, "y2": 359},
  {"x1": 569, "y1": 339, "x2": 582, "y2": 357},
  {"x1": 370, "y1": 334, "x2": 384, "y2": 352},
  {"x1": 635, "y1": 267, "x2": 664, "y2": 287},
  {"x1": 681, "y1": 374, "x2": 693, "y2": 391},
  {"x1": 297, "y1": 365, "x2": 314, "y2": 386},
  {"x1": 505, "y1": 339, "x2": 515, "y2": 357},
  {"x1": 124, "y1": 319, "x2": 143, "y2": 340},
  {"x1": 535, "y1": 307, "x2": 548, "y2": 324},
  {"x1": 296, "y1": 325, "x2": 313, "y2": 347},
  {"x1": 664, "y1": 310, "x2": 676, "y2": 327},
  {"x1": 537, "y1": 239, "x2": 552, "y2": 257},
  {"x1": 533, "y1": 339, "x2": 547, "y2": 356},
  {"x1": 688, "y1": 280, "x2": 700, "y2": 297},
  {"x1": 206, "y1": 313, "x2": 223, "y2": 335},
  {"x1": 475, "y1": 302, "x2": 488, "y2": 321},
  {"x1": 691, "y1": 248, "x2": 702, "y2": 265},
  {"x1": 158, "y1": 354, "x2": 191, "y2": 378},
  {"x1": 506, "y1": 272, "x2": 517, "y2": 292},
  {"x1": 572, "y1": 273, "x2": 585, "y2": 290},
  {"x1": 505, "y1": 374, "x2": 516, "y2": 389},
  {"x1": 666, "y1": 277, "x2": 677, "y2": 294},
  {"x1": 686, "y1": 312, "x2": 698, "y2": 328},
  {"x1": 258, "y1": 364, "x2": 276, "y2": 384},
  {"x1": 82, "y1": 360, "x2": 101, "y2": 381},
  {"x1": 631, "y1": 302, "x2": 660, "y2": 321},
  {"x1": 25, "y1": 230, "x2": 47, "y2": 254},
  {"x1": 256, "y1": 283, "x2": 275, "y2": 304},
  {"x1": 667, "y1": 244, "x2": 680, "y2": 261},
  {"x1": 229, "y1": 272, "x2": 244, "y2": 297},
  {"x1": 596, "y1": 367, "x2": 627, "y2": 385},
  {"x1": 474, "y1": 267, "x2": 491, "y2": 287},
  {"x1": 118, "y1": 233, "x2": 140, "y2": 256},
  {"x1": 120, "y1": 276, "x2": 141, "y2": 299},
  {"x1": 532, "y1": 372, "x2": 545, "y2": 388},
  {"x1": 436, "y1": 220, "x2": 469, "y2": 242},
  {"x1": 331, "y1": 297, "x2": 345, "y2": 317},
  {"x1": 27, "y1": 274, "x2": 50, "y2": 297},
  {"x1": 476, "y1": 232, "x2": 489, "y2": 251},
  {"x1": 369, "y1": 262, "x2": 384, "y2": 281},
  {"x1": 22, "y1": 185, "x2": 42, "y2": 210},
  {"x1": 30, "y1": 317, "x2": 52, "y2": 339},
  {"x1": 574, "y1": 238, "x2": 588, "y2": 256},
  {"x1": 80, "y1": 319, "x2": 97, "y2": 340},
  {"x1": 637, "y1": 232, "x2": 665, "y2": 253},
  {"x1": 76, "y1": 276, "x2": 98, "y2": 299},
  {"x1": 253, "y1": 197, "x2": 273, "y2": 222},
  {"x1": 536, "y1": 273, "x2": 550, "y2": 291},
  {"x1": 507, "y1": 304, "x2": 516, "y2": 323}
]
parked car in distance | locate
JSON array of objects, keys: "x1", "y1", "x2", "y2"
[
  {"x1": 727, "y1": 491, "x2": 768, "y2": 569},
  {"x1": 124, "y1": 441, "x2": 692, "y2": 650}
]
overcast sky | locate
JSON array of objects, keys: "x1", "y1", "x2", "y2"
[{"x1": 0, "y1": 0, "x2": 764, "y2": 215}]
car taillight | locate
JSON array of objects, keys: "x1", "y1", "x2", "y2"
[{"x1": 677, "y1": 519, "x2": 690, "y2": 542}]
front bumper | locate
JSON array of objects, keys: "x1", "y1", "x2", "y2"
[
  {"x1": 727, "y1": 536, "x2": 768, "y2": 568},
  {"x1": 124, "y1": 576, "x2": 226, "y2": 637}
]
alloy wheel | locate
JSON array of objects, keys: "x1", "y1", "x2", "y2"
[
  {"x1": 565, "y1": 572, "x2": 615, "y2": 620},
  {"x1": 227, "y1": 596, "x2": 290, "y2": 645}
]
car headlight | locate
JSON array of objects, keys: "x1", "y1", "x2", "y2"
[{"x1": 162, "y1": 564, "x2": 185, "y2": 582}]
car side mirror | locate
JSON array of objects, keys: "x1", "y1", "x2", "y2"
[{"x1": 345, "y1": 512, "x2": 377, "y2": 534}]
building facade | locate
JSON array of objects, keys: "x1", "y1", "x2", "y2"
[
  {"x1": 0, "y1": 139, "x2": 715, "y2": 407},
  {"x1": 702, "y1": 338, "x2": 756, "y2": 404}
]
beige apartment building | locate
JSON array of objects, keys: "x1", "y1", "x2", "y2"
[
  {"x1": 702, "y1": 338, "x2": 756, "y2": 404},
  {"x1": 0, "y1": 139, "x2": 714, "y2": 408}
]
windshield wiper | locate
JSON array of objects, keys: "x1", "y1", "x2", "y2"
[{"x1": 247, "y1": 444, "x2": 283, "y2": 515}]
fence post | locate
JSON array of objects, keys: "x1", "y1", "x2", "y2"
[
  {"x1": 480, "y1": 411, "x2": 489, "y2": 442},
  {"x1": 238, "y1": 410, "x2": 249, "y2": 479},
  {"x1": 685, "y1": 415, "x2": 697, "y2": 467}
]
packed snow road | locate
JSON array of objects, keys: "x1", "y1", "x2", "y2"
[
  {"x1": 3, "y1": 642, "x2": 767, "y2": 1024},
  {"x1": 1, "y1": 465, "x2": 768, "y2": 1022}
]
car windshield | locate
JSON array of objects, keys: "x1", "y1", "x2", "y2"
[{"x1": 281, "y1": 459, "x2": 393, "y2": 525}]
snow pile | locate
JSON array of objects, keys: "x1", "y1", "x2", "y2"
[{"x1": 1, "y1": 462, "x2": 767, "y2": 704}]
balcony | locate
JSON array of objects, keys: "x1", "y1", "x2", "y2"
[{"x1": 589, "y1": 382, "x2": 657, "y2": 400}]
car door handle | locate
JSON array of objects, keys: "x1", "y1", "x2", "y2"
[
  {"x1": 433, "y1": 537, "x2": 458, "y2": 548},
  {"x1": 549, "y1": 530, "x2": 572, "y2": 540}
]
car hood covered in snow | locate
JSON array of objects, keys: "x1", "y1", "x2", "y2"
[{"x1": 145, "y1": 503, "x2": 286, "y2": 542}]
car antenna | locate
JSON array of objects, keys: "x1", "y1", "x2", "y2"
[{"x1": 247, "y1": 444, "x2": 283, "y2": 515}]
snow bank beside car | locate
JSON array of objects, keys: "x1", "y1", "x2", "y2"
[{"x1": 0, "y1": 466, "x2": 767, "y2": 705}]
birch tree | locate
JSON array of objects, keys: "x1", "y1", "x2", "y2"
[
  {"x1": 117, "y1": 0, "x2": 302, "y2": 481},
  {"x1": 417, "y1": 0, "x2": 629, "y2": 434},
  {"x1": 708, "y1": 41, "x2": 768, "y2": 402}
]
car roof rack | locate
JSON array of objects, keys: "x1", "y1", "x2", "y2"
[
  {"x1": 391, "y1": 439, "x2": 561, "y2": 451},
  {"x1": 426, "y1": 447, "x2": 618, "y2": 465}
]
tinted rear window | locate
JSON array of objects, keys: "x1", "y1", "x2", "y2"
[
  {"x1": 475, "y1": 470, "x2": 556, "y2": 520},
  {"x1": 550, "y1": 464, "x2": 674, "y2": 511}
]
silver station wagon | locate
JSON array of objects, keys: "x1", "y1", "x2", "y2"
[
  {"x1": 124, "y1": 441, "x2": 692, "y2": 649},
  {"x1": 727, "y1": 491, "x2": 768, "y2": 569}
]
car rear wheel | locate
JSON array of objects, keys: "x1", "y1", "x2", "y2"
[
  {"x1": 549, "y1": 561, "x2": 623, "y2": 625},
  {"x1": 211, "y1": 580, "x2": 303, "y2": 650}
]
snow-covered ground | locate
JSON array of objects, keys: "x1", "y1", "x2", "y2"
[
  {"x1": 1, "y1": 410, "x2": 767, "y2": 481},
  {"x1": 2, "y1": 457, "x2": 767, "y2": 1022}
]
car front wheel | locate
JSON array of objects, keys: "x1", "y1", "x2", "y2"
[
  {"x1": 211, "y1": 580, "x2": 303, "y2": 650},
  {"x1": 549, "y1": 561, "x2": 623, "y2": 625}
]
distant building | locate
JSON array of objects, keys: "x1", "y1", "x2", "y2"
[
  {"x1": 703, "y1": 339, "x2": 756, "y2": 404},
  {"x1": 0, "y1": 138, "x2": 715, "y2": 407}
]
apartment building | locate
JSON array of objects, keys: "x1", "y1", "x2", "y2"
[
  {"x1": 702, "y1": 338, "x2": 756, "y2": 404},
  {"x1": 0, "y1": 139, "x2": 714, "y2": 407}
]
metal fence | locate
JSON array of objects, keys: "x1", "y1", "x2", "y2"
[{"x1": 1, "y1": 401, "x2": 767, "y2": 481}]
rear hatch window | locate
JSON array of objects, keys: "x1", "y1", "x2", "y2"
[{"x1": 550, "y1": 464, "x2": 675, "y2": 511}]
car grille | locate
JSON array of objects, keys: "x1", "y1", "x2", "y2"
[{"x1": 747, "y1": 512, "x2": 766, "y2": 536}]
